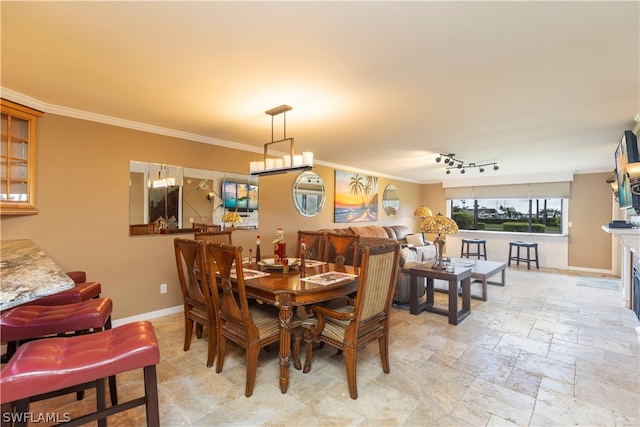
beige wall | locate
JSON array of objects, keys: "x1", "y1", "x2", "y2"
[
  {"x1": 568, "y1": 172, "x2": 614, "y2": 270},
  {"x1": 0, "y1": 113, "x2": 424, "y2": 320}
]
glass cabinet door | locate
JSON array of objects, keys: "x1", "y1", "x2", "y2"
[{"x1": 1, "y1": 99, "x2": 43, "y2": 215}]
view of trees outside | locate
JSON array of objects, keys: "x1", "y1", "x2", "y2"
[{"x1": 449, "y1": 198, "x2": 564, "y2": 234}]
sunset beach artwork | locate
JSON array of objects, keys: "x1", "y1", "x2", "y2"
[{"x1": 334, "y1": 170, "x2": 378, "y2": 223}]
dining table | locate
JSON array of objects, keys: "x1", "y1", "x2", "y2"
[
  {"x1": 0, "y1": 239, "x2": 75, "y2": 311},
  {"x1": 241, "y1": 259, "x2": 359, "y2": 394}
]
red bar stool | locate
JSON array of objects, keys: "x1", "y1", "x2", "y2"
[
  {"x1": 21, "y1": 271, "x2": 101, "y2": 307},
  {"x1": 0, "y1": 321, "x2": 160, "y2": 427},
  {"x1": 0, "y1": 298, "x2": 117, "y2": 405}
]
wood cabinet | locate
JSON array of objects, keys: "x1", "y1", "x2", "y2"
[{"x1": 1, "y1": 99, "x2": 43, "y2": 215}]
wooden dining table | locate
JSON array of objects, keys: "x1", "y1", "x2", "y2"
[{"x1": 242, "y1": 260, "x2": 359, "y2": 394}]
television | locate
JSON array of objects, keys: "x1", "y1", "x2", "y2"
[
  {"x1": 221, "y1": 181, "x2": 258, "y2": 212},
  {"x1": 614, "y1": 130, "x2": 640, "y2": 210}
]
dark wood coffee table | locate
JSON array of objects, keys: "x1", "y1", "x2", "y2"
[
  {"x1": 409, "y1": 264, "x2": 471, "y2": 325},
  {"x1": 449, "y1": 258, "x2": 506, "y2": 301}
]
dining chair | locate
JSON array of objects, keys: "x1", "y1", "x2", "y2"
[
  {"x1": 323, "y1": 232, "x2": 360, "y2": 266},
  {"x1": 194, "y1": 230, "x2": 232, "y2": 244},
  {"x1": 204, "y1": 242, "x2": 302, "y2": 397},
  {"x1": 303, "y1": 242, "x2": 400, "y2": 399},
  {"x1": 296, "y1": 230, "x2": 325, "y2": 261},
  {"x1": 173, "y1": 238, "x2": 220, "y2": 368}
]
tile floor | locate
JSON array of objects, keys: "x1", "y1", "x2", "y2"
[{"x1": 27, "y1": 266, "x2": 640, "y2": 426}]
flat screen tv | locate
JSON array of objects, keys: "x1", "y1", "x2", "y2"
[
  {"x1": 222, "y1": 181, "x2": 258, "y2": 212},
  {"x1": 614, "y1": 130, "x2": 640, "y2": 210}
]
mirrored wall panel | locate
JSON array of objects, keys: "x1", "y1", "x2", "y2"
[
  {"x1": 292, "y1": 171, "x2": 325, "y2": 217},
  {"x1": 129, "y1": 161, "x2": 258, "y2": 236}
]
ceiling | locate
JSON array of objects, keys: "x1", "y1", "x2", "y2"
[{"x1": 2, "y1": 1, "x2": 639, "y2": 185}]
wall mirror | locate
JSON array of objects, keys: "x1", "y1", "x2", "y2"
[
  {"x1": 382, "y1": 184, "x2": 399, "y2": 217},
  {"x1": 292, "y1": 171, "x2": 325, "y2": 217},
  {"x1": 129, "y1": 161, "x2": 258, "y2": 236}
]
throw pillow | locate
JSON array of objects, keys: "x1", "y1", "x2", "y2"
[{"x1": 405, "y1": 233, "x2": 425, "y2": 247}]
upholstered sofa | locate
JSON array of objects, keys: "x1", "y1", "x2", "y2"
[{"x1": 316, "y1": 225, "x2": 437, "y2": 303}]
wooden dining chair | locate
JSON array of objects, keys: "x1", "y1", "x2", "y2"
[
  {"x1": 173, "y1": 238, "x2": 220, "y2": 368},
  {"x1": 323, "y1": 233, "x2": 360, "y2": 266},
  {"x1": 205, "y1": 242, "x2": 302, "y2": 397},
  {"x1": 303, "y1": 242, "x2": 400, "y2": 399},
  {"x1": 296, "y1": 230, "x2": 325, "y2": 261},
  {"x1": 194, "y1": 230, "x2": 232, "y2": 245}
]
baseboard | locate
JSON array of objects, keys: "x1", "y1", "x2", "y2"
[
  {"x1": 112, "y1": 304, "x2": 183, "y2": 327},
  {"x1": 567, "y1": 266, "x2": 614, "y2": 275}
]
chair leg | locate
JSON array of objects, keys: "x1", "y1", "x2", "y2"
[
  {"x1": 245, "y1": 345, "x2": 260, "y2": 397},
  {"x1": 378, "y1": 333, "x2": 390, "y2": 374},
  {"x1": 343, "y1": 347, "x2": 358, "y2": 400},
  {"x1": 143, "y1": 365, "x2": 160, "y2": 427},
  {"x1": 216, "y1": 335, "x2": 227, "y2": 373},
  {"x1": 184, "y1": 316, "x2": 194, "y2": 351},
  {"x1": 303, "y1": 329, "x2": 314, "y2": 374},
  {"x1": 96, "y1": 377, "x2": 106, "y2": 427},
  {"x1": 508, "y1": 244, "x2": 513, "y2": 266},
  {"x1": 108, "y1": 374, "x2": 118, "y2": 406},
  {"x1": 206, "y1": 322, "x2": 216, "y2": 368},
  {"x1": 292, "y1": 328, "x2": 302, "y2": 371}
]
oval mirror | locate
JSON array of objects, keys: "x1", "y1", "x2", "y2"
[
  {"x1": 382, "y1": 184, "x2": 400, "y2": 216},
  {"x1": 292, "y1": 171, "x2": 325, "y2": 217}
]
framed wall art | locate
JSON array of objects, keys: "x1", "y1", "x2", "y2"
[{"x1": 334, "y1": 170, "x2": 378, "y2": 223}]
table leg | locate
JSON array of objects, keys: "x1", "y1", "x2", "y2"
[
  {"x1": 277, "y1": 293, "x2": 293, "y2": 394},
  {"x1": 448, "y1": 278, "x2": 458, "y2": 325},
  {"x1": 481, "y1": 278, "x2": 488, "y2": 301},
  {"x1": 410, "y1": 271, "x2": 418, "y2": 315}
]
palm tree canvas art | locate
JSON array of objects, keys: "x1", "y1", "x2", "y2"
[{"x1": 334, "y1": 170, "x2": 378, "y2": 223}]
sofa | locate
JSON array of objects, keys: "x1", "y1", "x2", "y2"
[{"x1": 316, "y1": 225, "x2": 436, "y2": 303}]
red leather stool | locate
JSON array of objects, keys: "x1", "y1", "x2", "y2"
[
  {"x1": 21, "y1": 281, "x2": 102, "y2": 307},
  {"x1": 1, "y1": 321, "x2": 160, "y2": 427},
  {"x1": 0, "y1": 298, "x2": 117, "y2": 405}
]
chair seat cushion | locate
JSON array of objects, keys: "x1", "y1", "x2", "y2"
[
  {"x1": 0, "y1": 321, "x2": 159, "y2": 404},
  {"x1": 0, "y1": 298, "x2": 113, "y2": 342},
  {"x1": 22, "y1": 282, "x2": 102, "y2": 306}
]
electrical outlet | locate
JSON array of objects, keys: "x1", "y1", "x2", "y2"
[{"x1": 160, "y1": 283, "x2": 168, "y2": 294}]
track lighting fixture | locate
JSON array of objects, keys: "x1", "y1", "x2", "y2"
[{"x1": 436, "y1": 153, "x2": 499, "y2": 175}]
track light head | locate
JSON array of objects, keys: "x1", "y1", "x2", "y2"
[
  {"x1": 460, "y1": 169, "x2": 466, "y2": 174},
  {"x1": 435, "y1": 156, "x2": 441, "y2": 163},
  {"x1": 493, "y1": 164, "x2": 499, "y2": 171},
  {"x1": 479, "y1": 167, "x2": 485, "y2": 173},
  {"x1": 457, "y1": 163, "x2": 463, "y2": 169},
  {"x1": 446, "y1": 169, "x2": 451, "y2": 175}
]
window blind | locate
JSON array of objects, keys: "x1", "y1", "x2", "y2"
[{"x1": 445, "y1": 181, "x2": 570, "y2": 199}]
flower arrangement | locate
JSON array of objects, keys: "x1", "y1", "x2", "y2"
[{"x1": 222, "y1": 212, "x2": 243, "y2": 225}]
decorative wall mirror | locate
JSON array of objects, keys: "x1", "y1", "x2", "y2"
[
  {"x1": 382, "y1": 184, "x2": 400, "y2": 217},
  {"x1": 292, "y1": 171, "x2": 325, "y2": 217},
  {"x1": 129, "y1": 161, "x2": 258, "y2": 236}
]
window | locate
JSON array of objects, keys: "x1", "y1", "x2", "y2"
[{"x1": 449, "y1": 198, "x2": 565, "y2": 234}]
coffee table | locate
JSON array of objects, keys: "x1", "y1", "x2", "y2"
[
  {"x1": 409, "y1": 264, "x2": 471, "y2": 325},
  {"x1": 449, "y1": 258, "x2": 506, "y2": 301}
]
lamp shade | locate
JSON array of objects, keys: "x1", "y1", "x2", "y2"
[
  {"x1": 413, "y1": 206, "x2": 433, "y2": 219},
  {"x1": 420, "y1": 213, "x2": 458, "y2": 235}
]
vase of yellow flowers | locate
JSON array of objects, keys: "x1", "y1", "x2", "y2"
[{"x1": 221, "y1": 212, "x2": 242, "y2": 229}]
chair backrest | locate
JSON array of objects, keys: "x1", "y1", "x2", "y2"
[
  {"x1": 129, "y1": 223, "x2": 155, "y2": 235},
  {"x1": 351, "y1": 243, "x2": 400, "y2": 332},
  {"x1": 194, "y1": 230, "x2": 233, "y2": 245},
  {"x1": 194, "y1": 223, "x2": 221, "y2": 232},
  {"x1": 204, "y1": 242, "x2": 259, "y2": 341},
  {"x1": 324, "y1": 233, "x2": 360, "y2": 266},
  {"x1": 296, "y1": 231, "x2": 325, "y2": 260},
  {"x1": 173, "y1": 238, "x2": 218, "y2": 313}
]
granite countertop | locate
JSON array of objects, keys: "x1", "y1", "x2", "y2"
[{"x1": 0, "y1": 239, "x2": 75, "y2": 311}]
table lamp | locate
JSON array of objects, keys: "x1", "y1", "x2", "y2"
[
  {"x1": 413, "y1": 206, "x2": 433, "y2": 219},
  {"x1": 420, "y1": 213, "x2": 458, "y2": 270}
]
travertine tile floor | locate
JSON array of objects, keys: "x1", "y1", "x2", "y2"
[{"x1": 28, "y1": 266, "x2": 640, "y2": 426}]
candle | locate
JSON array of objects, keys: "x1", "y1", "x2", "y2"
[
  {"x1": 303, "y1": 152, "x2": 314, "y2": 166},
  {"x1": 250, "y1": 161, "x2": 258, "y2": 173},
  {"x1": 283, "y1": 155, "x2": 291, "y2": 168},
  {"x1": 265, "y1": 158, "x2": 276, "y2": 170},
  {"x1": 293, "y1": 155, "x2": 303, "y2": 167},
  {"x1": 257, "y1": 161, "x2": 265, "y2": 171},
  {"x1": 275, "y1": 158, "x2": 284, "y2": 169}
]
